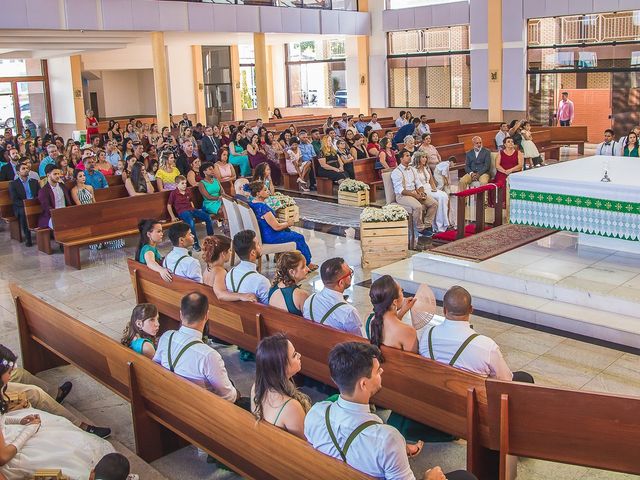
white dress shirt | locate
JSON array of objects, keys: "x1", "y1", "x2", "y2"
[
  {"x1": 495, "y1": 131, "x2": 508, "y2": 150},
  {"x1": 391, "y1": 164, "x2": 424, "y2": 197},
  {"x1": 596, "y1": 141, "x2": 618, "y2": 156},
  {"x1": 418, "y1": 319, "x2": 513, "y2": 381},
  {"x1": 395, "y1": 117, "x2": 408, "y2": 128},
  {"x1": 416, "y1": 123, "x2": 431, "y2": 136},
  {"x1": 304, "y1": 397, "x2": 415, "y2": 480},
  {"x1": 225, "y1": 260, "x2": 270, "y2": 304},
  {"x1": 367, "y1": 121, "x2": 382, "y2": 131},
  {"x1": 303, "y1": 287, "x2": 362, "y2": 337},
  {"x1": 163, "y1": 247, "x2": 203, "y2": 283},
  {"x1": 153, "y1": 325, "x2": 238, "y2": 402}
]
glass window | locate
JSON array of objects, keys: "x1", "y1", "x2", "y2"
[
  {"x1": 386, "y1": 0, "x2": 466, "y2": 9},
  {"x1": 0, "y1": 59, "x2": 42, "y2": 77},
  {"x1": 239, "y1": 44, "x2": 257, "y2": 109}
]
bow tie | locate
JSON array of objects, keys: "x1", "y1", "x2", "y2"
[{"x1": 604, "y1": 143, "x2": 611, "y2": 146}]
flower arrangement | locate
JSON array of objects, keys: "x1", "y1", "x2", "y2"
[
  {"x1": 272, "y1": 192, "x2": 297, "y2": 208},
  {"x1": 338, "y1": 179, "x2": 370, "y2": 193},
  {"x1": 360, "y1": 205, "x2": 409, "y2": 223}
]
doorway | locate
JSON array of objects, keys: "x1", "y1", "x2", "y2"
[{"x1": 202, "y1": 46, "x2": 234, "y2": 126}]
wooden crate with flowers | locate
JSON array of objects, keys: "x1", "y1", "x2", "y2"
[
  {"x1": 360, "y1": 205, "x2": 409, "y2": 269},
  {"x1": 273, "y1": 192, "x2": 300, "y2": 223},
  {"x1": 338, "y1": 179, "x2": 370, "y2": 207}
]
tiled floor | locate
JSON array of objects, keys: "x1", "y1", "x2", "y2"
[{"x1": 1, "y1": 145, "x2": 639, "y2": 479}]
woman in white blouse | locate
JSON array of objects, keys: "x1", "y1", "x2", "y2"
[{"x1": 412, "y1": 151, "x2": 450, "y2": 232}]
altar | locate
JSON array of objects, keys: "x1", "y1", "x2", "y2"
[{"x1": 508, "y1": 155, "x2": 640, "y2": 253}]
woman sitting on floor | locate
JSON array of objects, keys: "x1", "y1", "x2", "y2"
[
  {"x1": 248, "y1": 181, "x2": 317, "y2": 271},
  {"x1": 136, "y1": 219, "x2": 172, "y2": 282},
  {"x1": 268, "y1": 252, "x2": 310, "y2": 316},
  {"x1": 202, "y1": 235, "x2": 257, "y2": 302},
  {"x1": 0, "y1": 345, "x2": 114, "y2": 479},
  {"x1": 251, "y1": 333, "x2": 311, "y2": 439},
  {"x1": 121, "y1": 303, "x2": 160, "y2": 359}
]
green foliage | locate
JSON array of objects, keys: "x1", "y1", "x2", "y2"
[{"x1": 240, "y1": 70, "x2": 253, "y2": 110}]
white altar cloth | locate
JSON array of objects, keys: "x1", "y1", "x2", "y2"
[{"x1": 509, "y1": 156, "x2": 640, "y2": 241}]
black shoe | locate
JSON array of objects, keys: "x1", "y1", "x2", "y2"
[
  {"x1": 419, "y1": 227, "x2": 433, "y2": 237},
  {"x1": 25, "y1": 239, "x2": 33, "y2": 247},
  {"x1": 85, "y1": 425, "x2": 111, "y2": 439},
  {"x1": 56, "y1": 381, "x2": 72, "y2": 403}
]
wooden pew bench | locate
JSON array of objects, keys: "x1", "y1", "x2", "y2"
[
  {"x1": 353, "y1": 157, "x2": 383, "y2": 199},
  {"x1": 532, "y1": 125, "x2": 588, "y2": 155},
  {"x1": 128, "y1": 260, "x2": 498, "y2": 478},
  {"x1": 11, "y1": 284, "x2": 371, "y2": 479},
  {"x1": 0, "y1": 181, "x2": 21, "y2": 241}
]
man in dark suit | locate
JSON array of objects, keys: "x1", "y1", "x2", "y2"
[
  {"x1": 459, "y1": 136, "x2": 492, "y2": 191},
  {"x1": 9, "y1": 161, "x2": 41, "y2": 246},
  {"x1": 0, "y1": 147, "x2": 20, "y2": 181},
  {"x1": 37, "y1": 164, "x2": 71, "y2": 230},
  {"x1": 200, "y1": 125, "x2": 220, "y2": 162}
]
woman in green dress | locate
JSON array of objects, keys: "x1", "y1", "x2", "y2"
[
  {"x1": 623, "y1": 131, "x2": 639, "y2": 158},
  {"x1": 198, "y1": 161, "x2": 223, "y2": 217},
  {"x1": 135, "y1": 219, "x2": 172, "y2": 282}
]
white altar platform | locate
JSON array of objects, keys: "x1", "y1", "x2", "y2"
[{"x1": 374, "y1": 231, "x2": 640, "y2": 349}]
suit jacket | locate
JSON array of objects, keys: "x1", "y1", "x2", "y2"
[
  {"x1": 201, "y1": 135, "x2": 220, "y2": 162},
  {"x1": 8, "y1": 177, "x2": 40, "y2": 213},
  {"x1": 0, "y1": 162, "x2": 17, "y2": 182},
  {"x1": 37, "y1": 182, "x2": 72, "y2": 229},
  {"x1": 465, "y1": 148, "x2": 492, "y2": 176}
]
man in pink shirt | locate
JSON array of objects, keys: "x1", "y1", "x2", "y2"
[{"x1": 557, "y1": 92, "x2": 574, "y2": 127}]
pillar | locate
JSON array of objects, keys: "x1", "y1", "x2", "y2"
[
  {"x1": 230, "y1": 45, "x2": 243, "y2": 121},
  {"x1": 357, "y1": 0, "x2": 370, "y2": 115},
  {"x1": 69, "y1": 55, "x2": 85, "y2": 130},
  {"x1": 487, "y1": 0, "x2": 503, "y2": 121},
  {"x1": 192, "y1": 45, "x2": 206, "y2": 124},
  {"x1": 151, "y1": 32, "x2": 170, "y2": 128},
  {"x1": 266, "y1": 46, "x2": 275, "y2": 117},
  {"x1": 253, "y1": 32, "x2": 269, "y2": 120}
]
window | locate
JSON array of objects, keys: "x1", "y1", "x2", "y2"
[
  {"x1": 285, "y1": 39, "x2": 346, "y2": 108},
  {"x1": 239, "y1": 45, "x2": 257, "y2": 110},
  {"x1": 386, "y1": 0, "x2": 466, "y2": 10},
  {"x1": 387, "y1": 26, "x2": 470, "y2": 108}
]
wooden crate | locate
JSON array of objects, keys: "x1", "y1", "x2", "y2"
[
  {"x1": 277, "y1": 205, "x2": 300, "y2": 223},
  {"x1": 338, "y1": 189, "x2": 370, "y2": 207},
  {"x1": 360, "y1": 219, "x2": 408, "y2": 269}
]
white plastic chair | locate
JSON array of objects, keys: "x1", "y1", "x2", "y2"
[
  {"x1": 221, "y1": 195, "x2": 244, "y2": 265},
  {"x1": 235, "y1": 202, "x2": 296, "y2": 272}
]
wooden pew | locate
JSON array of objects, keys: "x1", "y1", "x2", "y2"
[
  {"x1": 353, "y1": 157, "x2": 383, "y2": 199},
  {"x1": 106, "y1": 175, "x2": 123, "y2": 186},
  {"x1": 128, "y1": 260, "x2": 498, "y2": 478},
  {"x1": 486, "y1": 379, "x2": 640, "y2": 479},
  {"x1": 23, "y1": 199, "x2": 52, "y2": 254},
  {"x1": 0, "y1": 181, "x2": 21, "y2": 241},
  {"x1": 10, "y1": 284, "x2": 372, "y2": 480},
  {"x1": 459, "y1": 130, "x2": 562, "y2": 162},
  {"x1": 532, "y1": 125, "x2": 588, "y2": 154}
]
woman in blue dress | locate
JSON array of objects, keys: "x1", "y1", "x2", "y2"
[
  {"x1": 120, "y1": 303, "x2": 160, "y2": 359},
  {"x1": 248, "y1": 181, "x2": 318, "y2": 271}
]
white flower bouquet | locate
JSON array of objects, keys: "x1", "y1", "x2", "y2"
[
  {"x1": 360, "y1": 204, "x2": 409, "y2": 223},
  {"x1": 272, "y1": 192, "x2": 297, "y2": 207},
  {"x1": 338, "y1": 179, "x2": 370, "y2": 192}
]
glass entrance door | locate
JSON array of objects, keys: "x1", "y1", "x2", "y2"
[
  {"x1": 0, "y1": 82, "x2": 16, "y2": 130},
  {"x1": 202, "y1": 47, "x2": 234, "y2": 126}
]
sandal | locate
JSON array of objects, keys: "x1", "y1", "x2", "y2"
[{"x1": 407, "y1": 440, "x2": 424, "y2": 458}]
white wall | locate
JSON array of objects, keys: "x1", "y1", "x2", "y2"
[
  {"x1": 369, "y1": 0, "x2": 389, "y2": 109},
  {"x1": 166, "y1": 44, "x2": 196, "y2": 116},
  {"x1": 271, "y1": 45, "x2": 287, "y2": 110},
  {"x1": 344, "y1": 36, "x2": 360, "y2": 109},
  {"x1": 138, "y1": 69, "x2": 157, "y2": 116},
  {"x1": 47, "y1": 56, "x2": 76, "y2": 124},
  {"x1": 96, "y1": 70, "x2": 156, "y2": 117}
]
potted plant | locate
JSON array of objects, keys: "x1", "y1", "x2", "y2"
[
  {"x1": 274, "y1": 192, "x2": 300, "y2": 223},
  {"x1": 338, "y1": 179, "x2": 370, "y2": 206},
  {"x1": 360, "y1": 205, "x2": 409, "y2": 269}
]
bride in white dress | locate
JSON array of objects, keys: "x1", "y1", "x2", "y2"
[
  {"x1": 411, "y1": 151, "x2": 450, "y2": 232},
  {"x1": 0, "y1": 346, "x2": 114, "y2": 480}
]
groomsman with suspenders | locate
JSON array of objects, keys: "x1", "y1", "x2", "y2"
[{"x1": 225, "y1": 230, "x2": 270, "y2": 304}]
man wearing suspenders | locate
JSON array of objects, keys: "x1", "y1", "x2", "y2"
[
  {"x1": 225, "y1": 230, "x2": 270, "y2": 304},
  {"x1": 303, "y1": 258, "x2": 362, "y2": 336},
  {"x1": 419, "y1": 286, "x2": 534, "y2": 383},
  {"x1": 153, "y1": 292, "x2": 239, "y2": 402},
  {"x1": 163, "y1": 222, "x2": 203, "y2": 283},
  {"x1": 305, "y1": 342, "x2": 476, "y2": 480}
]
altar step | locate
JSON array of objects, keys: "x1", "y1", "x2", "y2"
[{"x1": 373, "y1": 245, "x2": 640, "y2": 349}]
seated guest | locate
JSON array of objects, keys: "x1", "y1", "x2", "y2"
[
  {"x1": 213, "y1": 147, "x2": 237, "y2": 184},
  {"x1": 417, "y1": 133, "x2": 440, "y2": 162},
  {"x1": 37, "y1": 164, "x2": 71, "y2": 229},
  {"x1": 199, "y1": 161, "x2": 224, "y2": 217},
  {"x1": 186, "y1": 157, "x2": 201, "y2": 187},
  {"x1": 403, "y1": 135, "x2": 417, "y2": 155},
  {"x1": 616, "y1": 126, "x2": 640, "y2": 156},
  {"x1": 105, "y1": 140, "x2": 121, "y2": 168},
  {"x1": 0, "y1": 147, "x2": 19, "y2": 181},
  {"x1": 304, "y1": 342, "x2": 475, "y2": 480},
  {"x1": 248, "y1": 182, "x2": 316, "y2": 269},
  {"x1": 495, "y1": 122, "x2": 510, "y2": 150},
  {"x1": 83, "y1": 153, "x2": 109, "y2": 190},
  {"x1": 458, "y1": 136, "x2": 492, "y2": 191},
  {"x1": 494, "y1": 137, "x2": 523, "y2": 188},
  {"x1": 596, "y1": 129, "x2": 618, "y2": 156},
  {"x1": 56, "y1": 155, "x2": 74, "y2": 182},
  {"x1": 21, "y1": 158, "x2": 40, "y2": 182},
  {"x1": 622, "y1": 130, "x2": 639, "y2": 157},
  {"x1": 251, "y1": 162, "x2": 282, "y2": 210},
  {"x1": 355, "y1": 113, "x2": 368, "y2": 134},
  {"x1": 168, "y1": 176, "x2": 214, "y2": 252},
  {"x1": 136, "y1": 219, "x2": 172, "y2": 282},
  {"x1": 125, "y1": 161, "x2": 154, "y2": 196},
  {"x1": 366, "y1": 131, "x2": 380, "y2": 157},
  {"x1": 272, "y1": 107, "x2": 283, "y2": 119},
  {"x1": 0, "y1": 345, "x2": 114, "y2": 479},
  {"x1": 251, "y1": 334, "x2": 311, "y2": 440},
  {"x1": 365, "y1": 275, "x2": 417, "y2": 352},
  {"x1": 286, "y1": 136, "x2": 311, "y2": 192},
  {"x1": 38, "y1": 144, "x2": 58, "y2": 177},
  {"x1": 336, "y1": 138, "x2": 355, "y2": 179},
  {"x1": 156, "y1": 150, "x2": 180, "y2": 191},
  {"x1": 419, "y1": 286, "x2": 533, "y2": 383},
  {"x1": 225, "y1": 230, "x2": 271, "y2": 304},
  {"x1": 303, "y1": 257, "x2": 361, "y2": 336},
  {"x1": 416, "y1": 115, "x2": 431, "y2": 136},
  {"x1": 412, "y1": 151, "x2": 449, "y2": 232},
  {"x1": 202, "y1": 235, "x2": 257, "y2": 302},
  {"x1": 350, "y1": 134, "x2": 368, "y2": 160},
  {"x1": 229, "y1": 130, "x2": 252, "y2": 177},
  {"x1": 247, "y1": 132, "x2": 269, "y2": 170},
  {"x1": 316, "y1": 136, "x2": 348, "y2": 184},
  {"x1": 154, "y1": 292, "x2": 240, "y2": 402},
  {"x1": 269, "y1": 252, "x2": 310, "y2": 316},
  {"x1": 376, "y1": 137, "x2": 397, "y2": 177},
  {"x1": 90, "y1": 452, "x2": 131, "y2": 480},
  {"x1": 395, "y1": 110, "x2": 408, "y2": 128},
  {"x1": 95, "y1": 149, "x2": 114, "y2": 176},
  {"x1": 121, "y1": 303, "x2": 160, "y2": 359},
  {"x1": 163, "y1": 221, "x2": 203, "y2": 281},
  {"x1": 391, "y1": 149, "x2": 437, "y2": 237},
  {"x1": 367, "y1": 112, "x2": 382, "y2": 131},
  {"x1": 9, "y1": 161, "x2": 40, "y2": 246},
  {"x1": 393, "y1": 117, "x2": 421, "y2": 149}
]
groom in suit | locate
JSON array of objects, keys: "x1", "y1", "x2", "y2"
[
  {"x1": 458, "y1": 136, "x2": 492, "y2": 191},
  {"x1": 37, "y1": 164, "x2": 72, "y2": 230},
  {"x1": 201, "y1": 125, "x2": 220, "y2": 162},
  {"x1": 9, "y1": 161, "x2": 41, "y2": 246}
]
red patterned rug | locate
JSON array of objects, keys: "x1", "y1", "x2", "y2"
[{"x1": 430, "y1": 224, "x2": 557, "y2": 262}]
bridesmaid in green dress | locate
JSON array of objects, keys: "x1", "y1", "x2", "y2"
[
  {"x1": 228, "y1": 130, "x2": 251, "y2": 176},
  {"x1": 199, "y1": 162, "x2": 223, "y2": 216}
]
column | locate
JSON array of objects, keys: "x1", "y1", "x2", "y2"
[
  {"x1": 357, "y1": 0, "x2": 370, "y2": 115},
  {"x1": 69, "y1": 55, "x2": 85, "y2": 130},
  {"x1": 151, "y1": 32, "x2": 170, "y2": 128},
  {"x1": 230, "y1": 45, "x2": 243, "y2": 121},
  {"x1": 192, "y1": 45, "x2": 206, "y2": 124},
  {"x1": 253, "y1": 32, "x2": 269, "y2": 120},
  {"x1": 487, "y1": 0, "x2": 503, "y2": 121},
  {"x1": 266, "y1": 46, "x2": 275, "y2": 116}
]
